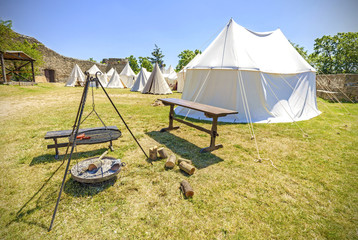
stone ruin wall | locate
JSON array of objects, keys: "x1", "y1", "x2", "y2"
[
  {"x1": 316, "y1": 74, "x2": 358, "y2": 102},
  {"x1": 18, "y1": 34, "x2": 127, "y2": 83}
]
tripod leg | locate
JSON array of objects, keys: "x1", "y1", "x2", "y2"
[{"x1": 48, "y1": 76, "x2": 90, "y2": 231}]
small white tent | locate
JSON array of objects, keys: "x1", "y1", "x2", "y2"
[
  {"x1": 142, "y1": 63, "x2": 172, "y2": 95},
  {"x1": 175, "y1": 19, "x2": 320, "y2": 123},
  {"x1": 163, "y1": 65, "x2": 177, "y2": 86},
  {"x1": 107, "y1": 70, "x2": 125, "y2": 88},
  {"x1": 107, "y1": 68, "x2": 115, "y2": 78},
  {"x1": 120, "y1": 62, "x2": 136, "y2": 88},
  {"x1": 87, "y1": 64, "x2": 102, "y2": 76},
  {"x1": 65, "y1": 64, "x2": 86, "y2": 87},
  {"x1": 131, "y1": 67, "x2": 149, "y2": 92}
]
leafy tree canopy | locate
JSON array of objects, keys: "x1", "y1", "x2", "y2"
[
  {"x1": 311, "y1": 32, "x2": 358, "y2": 74},
  {"x1": 176, "y1": 49, "x2": 201, "y2": 71},
  {"x1": 88, "y1": 57, "x2": 97, "y2": 62},
  {"x1": 139, "y1": 56, "x2": 153, "y2": 72},
  {"x1": 126, "y1": 55, "x2": 140, "y2": 74},
  {"x1": 148, "y1": 44, "x2": 165, "y2": 68}
]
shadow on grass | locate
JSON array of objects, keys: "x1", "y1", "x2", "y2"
[
  {"x1": 31, "y1": 148, "x2": 108, "y2": 165},
  {"x1": 64, "y1": 177, "x2": 117, "y2": 197},
  {"x1": 146, "y1": 131, "x2": 224, "y2": 169}
]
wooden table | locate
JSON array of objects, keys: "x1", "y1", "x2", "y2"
[
  {"x1": 158, "y1": 98, "x2": 238, "y2": 153},
  {"x1": 45, "y1": 126, "x2": 121, "y2": 159}
]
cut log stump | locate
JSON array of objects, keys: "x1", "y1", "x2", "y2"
[
  {"x1": 178, "y1": 158, "x2": 192, "y2": 165},
  {"x1": 165, "y1": 155, "x2": 176, "y2": 169},
  {"x1": 149, "y1": 146, "x2": 158, "y2": 160},
  {"x1": 158, "y1": 147, "x2": 168, "y2": 159},
  {"x1": 180, "y1": 180, "x2": 194, "y2": 198},
  {"x1": 179, "y1": 162, "x2": 195, "y2": 175}
]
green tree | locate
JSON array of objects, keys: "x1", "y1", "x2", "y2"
[
  {"x1": 126, "y1": 55, "x2": 140, "y2": 74},
  {"x1": 88, "y1": 57, "x2": 97, "y2": 62},
  {"x1": 176, "y1": 49, "x2": 201, "y2": 71},
  {"x1": 310, "y1": 32, "x2": 358, "y2": 74},
  {"x1": 139, "y1": 56, "x2": 153, "y2": 72},
  {"x1": 0, "y1": 19, "x2": 44, "y2": 81},
  {"x1": 148, "y1": 44, "x2": 164, "y2": 68}
]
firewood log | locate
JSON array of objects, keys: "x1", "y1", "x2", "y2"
[
  {"x1": 180, "y1": 180, "x2": 194, "y2": 198},
  {"x1": 158, "y1": 147, "x2": 168, "y2": 159},
  {"x1": 165, "y1": 155, "x2": 176, "y2": 169},
  {"x1": 179, "y1": 162, "x2": 195, "y2": 175},
  {"x1": 149, "y1": 146, "x2": 158, "y2": 160},
  {"x1": 177, "y1": 158, "x2": 192, "y2": 165},
  {"x1": 88, "y1": 150, "x2": 108, "y2": 171}
]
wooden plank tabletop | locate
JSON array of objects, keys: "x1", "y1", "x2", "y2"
[
  {"x1": 158, "y1": 98, "x2": 238, "y2": 117},
  {"x1": 45, "y1": 126, "x2": 119, "y2": 139}
]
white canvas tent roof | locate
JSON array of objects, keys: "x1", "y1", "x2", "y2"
[
  {"x1": 107, "y1": 70, "x2": 125, "y2": 88},
  {"x1": 65, "y1": 64, "x2": 86, "y2": 87},
  {"x1": 131, "y1": 67, "x2": 149, "y2": 92},
  {"x1": 120, "y1": 62, "x2": 136, "y2": 88},
  {"x1": 142, "y1": 63, "x2": 172, "y2": 95},
  {"x1": 175, "y1": 19, "x2": 320, "y2": 123},
  {"x1": 87, "y1": 64, "x2": 103, "y2": 75}
]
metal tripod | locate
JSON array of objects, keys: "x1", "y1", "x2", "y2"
[{"x1": 48, "y1": 72, "x2": 149, "y2": 231}]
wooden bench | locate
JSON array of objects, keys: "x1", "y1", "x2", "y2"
[
  {"x1": 45, "y1": 126, "x2": 121, "y2": 159},
  {"x1": 158, "y1": 98, "x2": 238, "y2": 153}
]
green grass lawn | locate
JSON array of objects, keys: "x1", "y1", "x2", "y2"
[{"x1": 0, "y1": 83, "x2": 357, "y2": 239}]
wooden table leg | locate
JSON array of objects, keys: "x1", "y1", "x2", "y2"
[
  {"x1": 160, "y1": 104, "x2": 180, "y2": 132},
  {"x1": 54, "y1": 138, "x2": 59, "y2": 159},
  {"x1": 200, "y1": 116, "x2": 223, "y2": 153}
]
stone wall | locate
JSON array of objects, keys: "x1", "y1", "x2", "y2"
[
  {"x1": 17, "y1": 34, "x2": 127, "y2": 83},
  {"x1": 316, "y1": 74, "x2": 358, "y2": 102}
]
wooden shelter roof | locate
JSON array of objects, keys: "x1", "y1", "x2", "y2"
[{"x1": 1, "y1": 51, "x2": 35, "y2": 61}]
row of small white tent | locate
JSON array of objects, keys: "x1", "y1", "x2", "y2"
[
  {"x1": 66, "y1": 62, "x2": 136, "y2": 88},
  {"x1": 66, "y1": 62, "x2": 172, "y2": 94}
]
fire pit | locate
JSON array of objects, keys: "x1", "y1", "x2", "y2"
[{"x1": 71, "y1": 156, "x2": 125, "y2": 183}]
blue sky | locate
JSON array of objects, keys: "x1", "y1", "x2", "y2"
[{"x1": 1, "y1": 0, "x2": 357, "y2": 68}]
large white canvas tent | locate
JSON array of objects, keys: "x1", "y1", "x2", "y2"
[
  {"x1": 107, "y1": 69, "x2": 125, "y2": 88},
  {"x1": 177, "y1": 53, "x2": 201, "y2": 92},
  {"x1": 120, "y1": 62, "x2": 136, "y2": 88},
  {"x1": 175, "y1": 19, "x2": 320, "y2": 123},
  {"x1": 65, "y1": 64, "x2": 86, "y2": 87},
  {"x1": 142, "y1": 63, "x2": 172, "y2": 95},
  {"x1": 131, "y1": 67, "x2": 149, "y2": 92}
]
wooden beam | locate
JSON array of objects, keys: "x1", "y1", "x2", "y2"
[
  {"x1": 31, "y1": 61, "x2": 35, "y2": 82},
  {"x1": 173, "y1": 116, "x2": 212, "y2": 135},
  {"x1": 0, "y1": 52, "x2": 6, "y2": 83}
]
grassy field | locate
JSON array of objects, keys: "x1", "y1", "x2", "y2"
[{"x1": 0, "y1": 83, "x2": 357, "y2": 239}]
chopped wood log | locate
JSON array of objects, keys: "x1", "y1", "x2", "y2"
[
  {"x1": 149, "y1": 146, "x2": 158, "y2": 160},
  {"x1": 88, "y1": 160, "x2": 102, "y2": 171},
  {"x1": 177, "y1": 158, "x2": 192, "y2": 165},
  {"x1": 165, "y1": 154, "x2": 176, "y2": 169},
  {"x1": 179, "y1": 162, "x2": 195, "y2": 175},
  {"x1": 180, "y1": 180, "x2": 194, "y2": 198},
  {"x1": 158, "y1": 147, "x2": 168, "y2": 159},
  {"x1": 88, "y1": 150, "x2": 108, "y2": 171}
]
